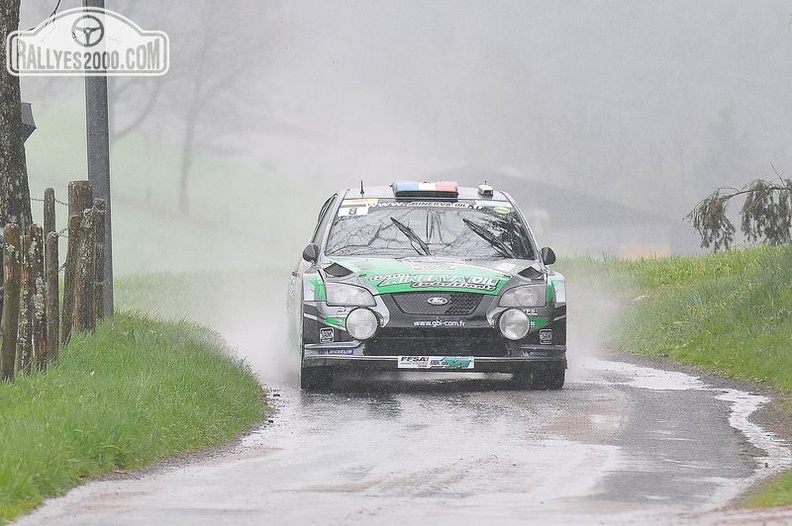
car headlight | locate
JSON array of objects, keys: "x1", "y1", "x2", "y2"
[
  {"x1": 325, "y1": 283, "x2": 376, "y2": 306},
  {"x1": 499, "y1": 308, "x2": 530, "y2": 340},
  {"x1": 346, "y1": 308, "x2": 379, "y2": 340},
  {"x1": 498, "y1": 285, "x2": 546, "y2": 307}
]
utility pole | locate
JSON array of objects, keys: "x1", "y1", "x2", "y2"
[{"x1": 82, "y1": 0, "x2": 113, "y2": 316}]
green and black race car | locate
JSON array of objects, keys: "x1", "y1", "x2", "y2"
[{"x1": 287, "y1": 181, "x2": 567, "y2": 391}]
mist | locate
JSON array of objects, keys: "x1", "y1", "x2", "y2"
[
  {"x1": 18, "y1": 0, "x2": 792, "y2": 270},
  {"x1": 13, "y1": 1, "x2": 792, "y2": 377}
]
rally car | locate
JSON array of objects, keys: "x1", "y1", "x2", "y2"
[{"x1": 287, "y1": 181, "x2": 567, "y2": 390}]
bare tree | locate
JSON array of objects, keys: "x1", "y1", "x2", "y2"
[
  {"x1": 0, "y1": 0, "x2": 32, "y2": 229},
  {"x1": 687, "y1": 166, "x2": 792, "y2": 251},
  {"x1": 105, "y1": 0, "x2": 269, "y2": 216},
  {"x1": 106, "y1": 2, "x2": 174, "y2": 145},
  {"x1": 109, "y1": 76, "x2": 165, "y2": 143},
  {"x1": 168, "y1": 0, "x2": 265, "y2": 215}
]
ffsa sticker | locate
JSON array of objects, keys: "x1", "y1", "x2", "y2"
[{"x1": 397, "y1": 356, "x2": 475, "y2": 370}]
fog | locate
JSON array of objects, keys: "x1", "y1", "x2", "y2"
[{"x1": 17, "y1": 0, "x2": 792, "y2": 271}]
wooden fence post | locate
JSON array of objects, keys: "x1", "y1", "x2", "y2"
[
  {"x1": 28, "y1": 225, "x2": 46, "y2": 371},
  {"x1": 63, "y1": 181, "x2": 92, "y2": 342},
  {"x1": 73, "y1": 209, "x2": 97, "y2": 332},
  {"x1": 1, "y1": 224, "x2": 21, "y2": 381},
  {"x1": 17, "y1": 231, "x2": 32, "y2": 374},
  {"x1": 45, "y1": 231, "x2": 59, "y2": 363},
  {"x1": 93, "y1": 199, "x2": 105, "y2": 320},
  {"x1": 43, "y1": 188, "x2": 56, "y2": 239},
  {"x1": 61, "y1": 214, "x2": 81, "y2": 344},
  {"x1": 68, "y1": 181, "x2": 93, "y2": 220}
]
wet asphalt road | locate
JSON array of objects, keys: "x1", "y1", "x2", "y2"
[{"x1": 14, "y1": 358, "x2": 792, "y2": 526}]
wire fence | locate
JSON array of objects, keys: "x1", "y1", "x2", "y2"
[
  {"x1": 30, "y1": 196, "x2": 69, "y2": 207},
  {"x1": 1, "y1": 181, "x2": 107, "y2": 381}
]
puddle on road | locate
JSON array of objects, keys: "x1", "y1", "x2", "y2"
[{"x1": 585, "y1": 359, "x2": 792, "y2": 509}]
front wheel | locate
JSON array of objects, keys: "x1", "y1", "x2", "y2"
[
  {"x1": 536, "y1": 363, "x2": 565, "y2": 390},
  {"x1": 512, "y1": 363, "x2": 565, "y2": 390},
  {"x1": 300, "y1": 366, "x2": 333, "y2": 391}
]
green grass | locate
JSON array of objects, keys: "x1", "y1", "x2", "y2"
[
  {"x1": 0, "y1": 312, "x2": 265, "y2": 522},
  {"x1": 558, "y1": 245, "x2": 792, "y2": 507},
  {"x1": 606, "y1": 246, "x2": 792, "y2": 386}
]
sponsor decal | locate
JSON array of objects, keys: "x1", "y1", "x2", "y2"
[
  {"x1": 373, "y1": 201, "x2": 473, "y2": 209},
  {"x1": 411, "y1": 262, "x2": 458, "y2": 271},
  {"x1": 413, "y1": 319, "x2": 466, "y2": 328},
  {"x1": 539, "y1": 328, "x2": 553, "y2": 345},
  {"x1": 319, "y1": 327, "x2": 335, "y2": 343},
  {"x1": 398, "y1": 356, "x2": 431, "y2": 368},
  {"x1": 397, "y1": 356, "x2": 475, "y2": 369},
  {"x1": 522, "y1": 350, "x2": 550, "y2": 357},
  {"x1": 341, "y1": 198, "x2": 379, "y2": 206},
  {"x1": 369, "y1": 273, "x2": 500, "y2": 292},
  {"x1": 316, "y1": 349, "x2": 355, "y2": 355}
]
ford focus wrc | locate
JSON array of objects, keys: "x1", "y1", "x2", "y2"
[{"x1": 287, "y1": 181, "x2": 567, "y2": 390}]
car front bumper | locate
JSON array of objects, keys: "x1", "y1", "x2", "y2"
[{"x1": 302, "y1": 345, "x2": 566, "y2": 373}]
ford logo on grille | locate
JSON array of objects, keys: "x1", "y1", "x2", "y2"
[{"x1": 427, "y1": 296, "x2": 449, "y2": 306}]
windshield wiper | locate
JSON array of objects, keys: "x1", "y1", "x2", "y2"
[
  {"x1": 462, "y1": 218, "x2": 515, "y2": 259},
  {"x1": 391, "y1": 217, "x2": 431, "y2": 256}
]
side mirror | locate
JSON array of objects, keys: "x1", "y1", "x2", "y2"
[
  {"x1": 302, "y1": 243, "x2": 320, "y2": 263},
  {"x1": 540, "y1": 246, "x2": 556, "y2": 266}
]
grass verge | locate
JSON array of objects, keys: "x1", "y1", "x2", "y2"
[
  {"x1": 559, "y1": 244, "x2": 792, "y2": 507},
  {"x1": 0, "y1": 312, "x2": 265, "y2": 523}
]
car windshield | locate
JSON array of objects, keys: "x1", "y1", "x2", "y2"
[{"x1": 325, "y1": 199, "x2": 536, "y2": 259}]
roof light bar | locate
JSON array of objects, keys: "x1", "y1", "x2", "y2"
[{"x1": 392, "y1": 181, "x2": 459, "y2": 199}]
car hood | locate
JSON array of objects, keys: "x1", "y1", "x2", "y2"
[{"x1": 326, "y1": 256, "x2": 543, "y2": 295}]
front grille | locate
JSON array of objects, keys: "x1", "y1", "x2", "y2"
[
  {"x1": 364, "y1": 328, "x2": 509, "y2": 357},
  {"x1": 391, "y1": 292, "x2": 483, "y2": 316}
]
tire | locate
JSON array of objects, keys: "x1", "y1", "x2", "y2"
[
  {"x1": 512, "y1": 363, "x2": 565, "y2": 390},
  {"x1": 300, "y1": 366, "x2": 333, "y2": 391},
  {"x1": 512, "y1": 368, "x2": 534, "y2": 390},
  {"x1": 537, "y1": 363, "x2": 565, "y2": 390}
]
